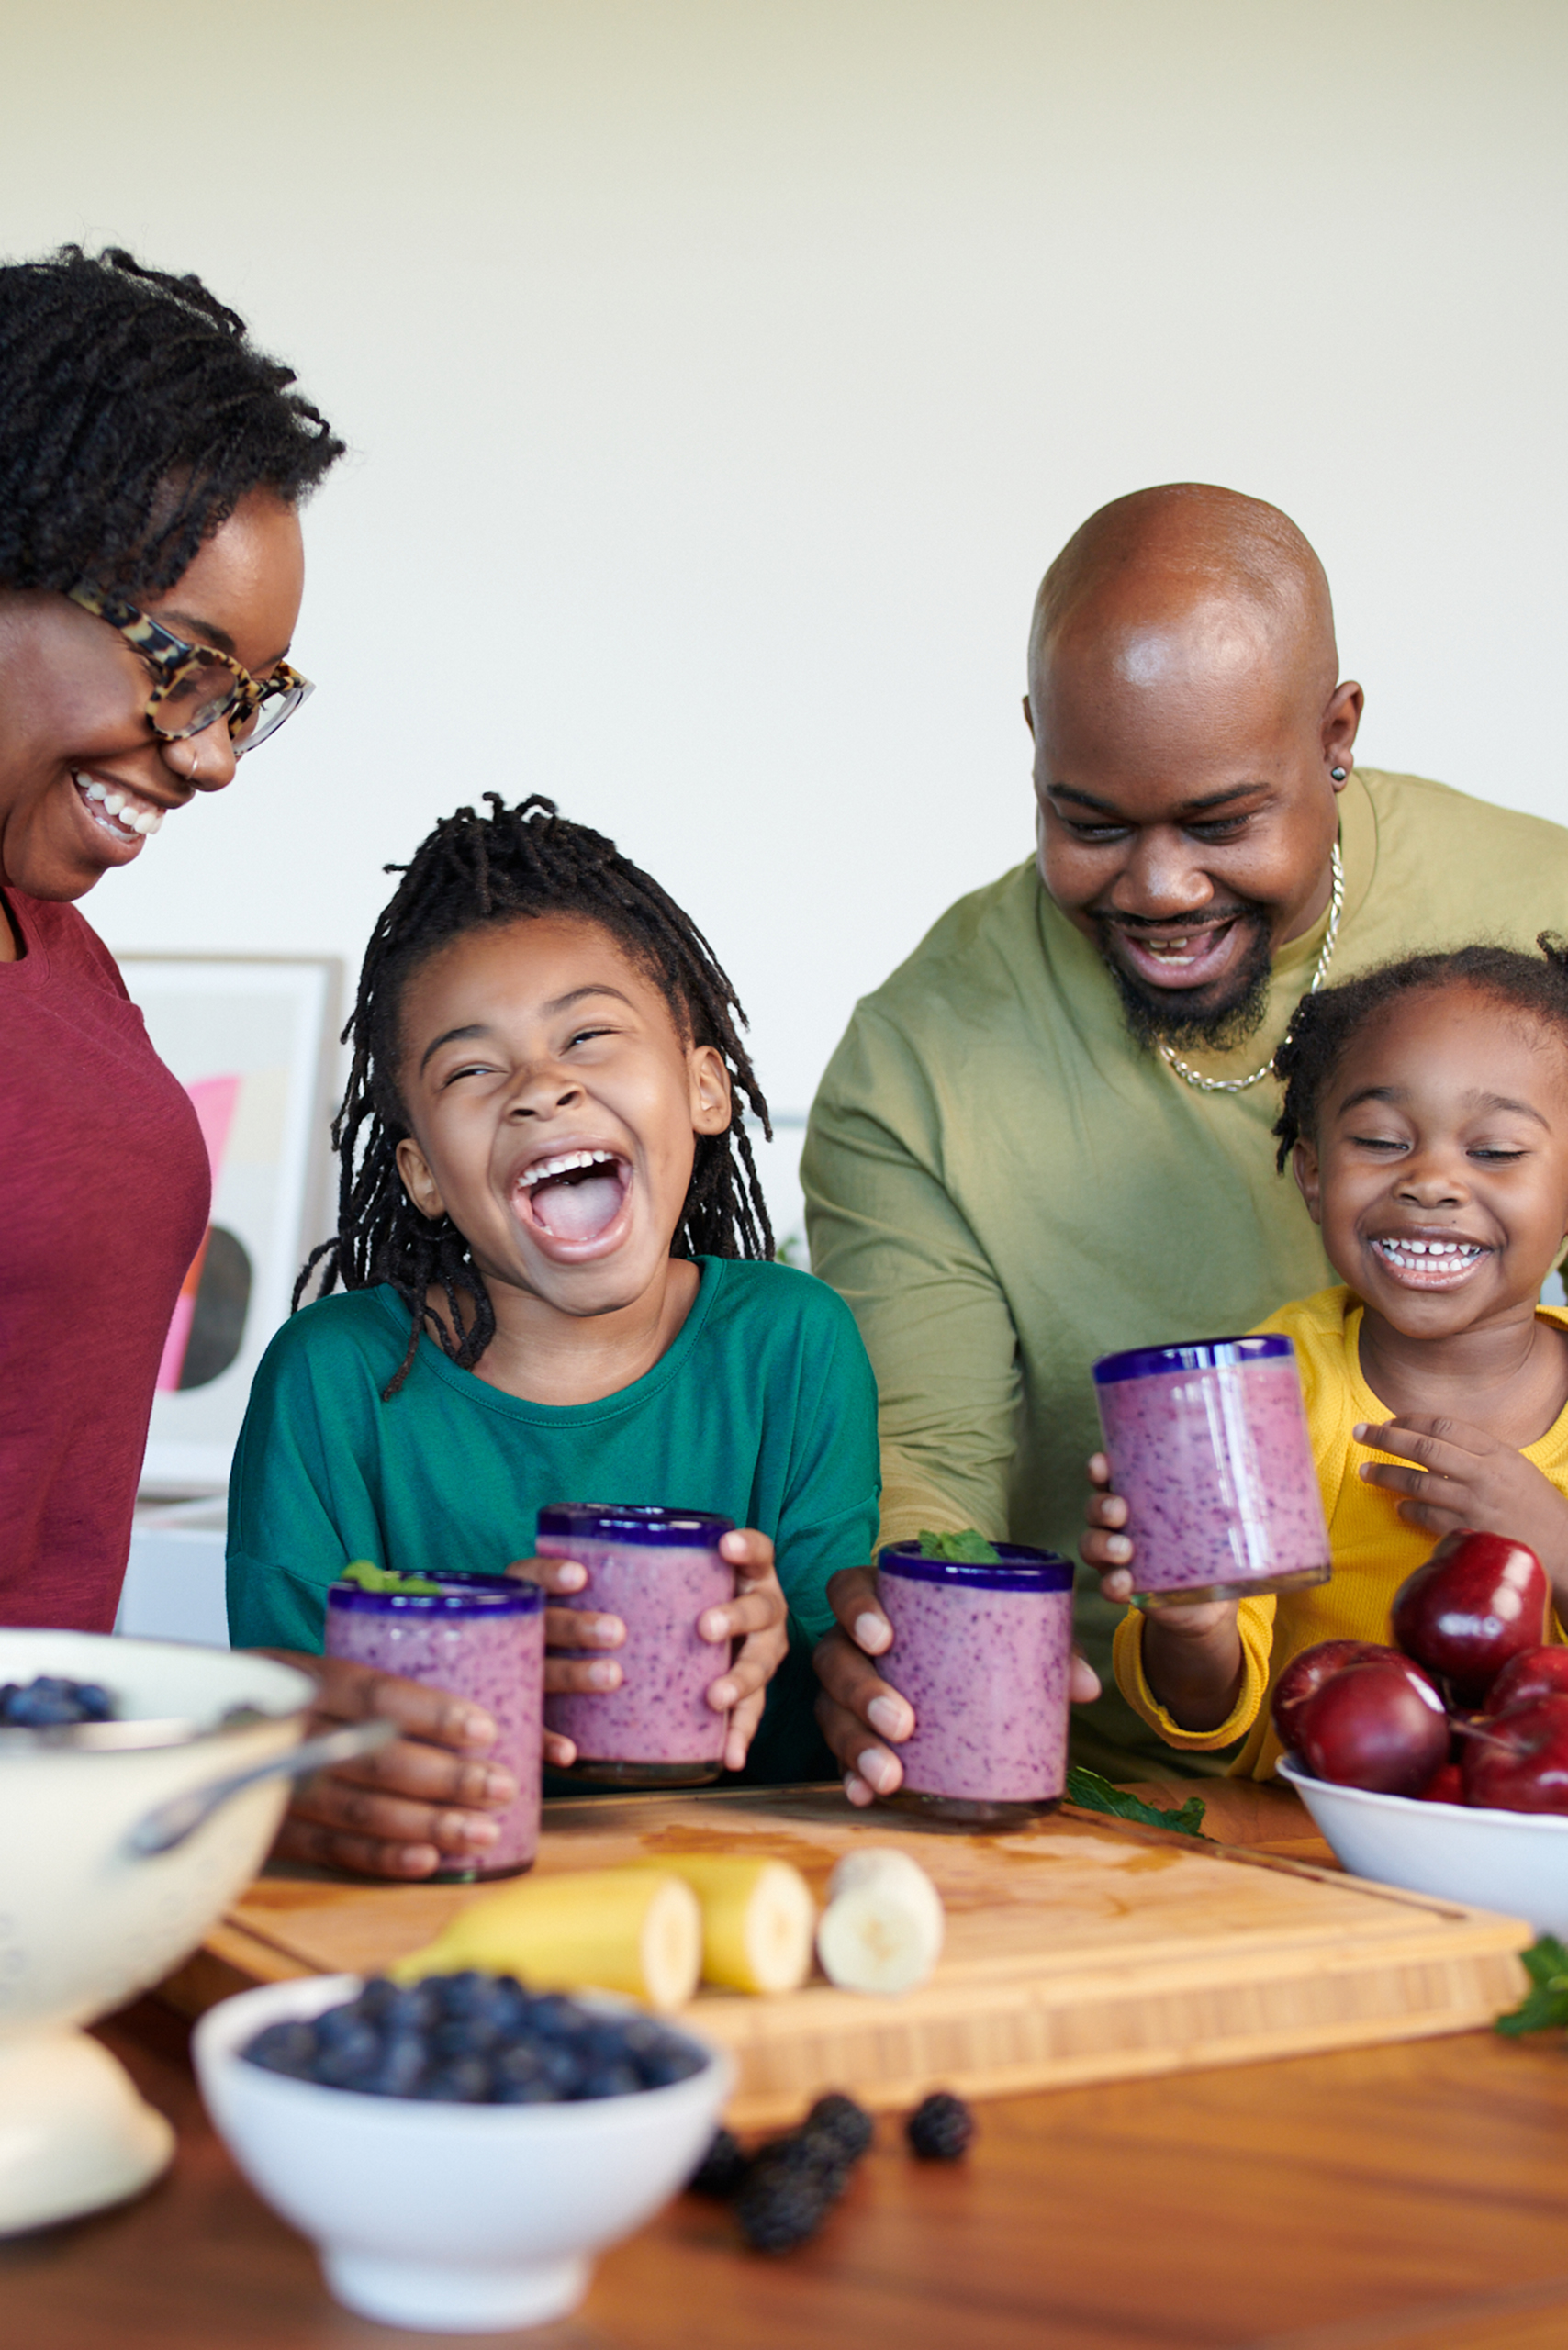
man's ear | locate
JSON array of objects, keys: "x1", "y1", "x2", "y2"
[
  {"x1": 395, "y1": 1135, "x2": 447, "y2": 1221},
  {"x1": 1292, "y1": 1136, "x2": 1324, "y2": 1225},
  {"x1": 1022, "y1": 691, "x2": 1036, "y2": 738},
  {"x1": 1323, "y1": 679, "x2": 1363, "y2": 784},
  {"x1": 689, "y1": 1045, "x2": 733, "y2": 1136}
]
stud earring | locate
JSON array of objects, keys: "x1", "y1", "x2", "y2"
[{"x1": 1330, "y1": 766, "x2": 1348, "y2": 780}]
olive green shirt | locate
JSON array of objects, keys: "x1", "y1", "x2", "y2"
[{"x1": 801, "y1": 769, "x2": 1568, "y2": 1775}]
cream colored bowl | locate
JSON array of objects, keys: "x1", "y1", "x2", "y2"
[{"x1": 0, "y1": 1628, "x2": 318, "y2": 2233}]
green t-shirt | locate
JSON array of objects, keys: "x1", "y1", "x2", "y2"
[
  {"x1": 226, "y1": 1256, "x2": 880, "y2": 1784},
  {"x1": 802, "y1": 768, "x2": 1568, "y2": 1777}
]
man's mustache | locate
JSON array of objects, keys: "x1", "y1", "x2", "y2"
[{"x1": 1097, "y1": 906, "x2": 1264, "y2": 935}]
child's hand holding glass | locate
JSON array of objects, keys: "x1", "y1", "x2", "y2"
[
  {"x1": 509, "y1": 1526, "x2": 789, "y2": 1774},
  {"x1": 1081, "y1": 1451, "x2": 1246, "y2": 1730}
]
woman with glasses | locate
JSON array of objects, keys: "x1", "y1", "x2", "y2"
[{"x1": 0, "y1": 245, "x2": 342, "y2": 1633}]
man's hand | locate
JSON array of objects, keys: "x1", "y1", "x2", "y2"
[
  {"x1": 510, "y1": 1528, "x2": 789, "y2": 1775},
  {"x1": 261, "y1": 1651, "x2": 519, "y2": 1880},
  {"x1": 813, "y1": 1562, "x2": 1103, "y2": 1807},
  {"x1": 1357, "y1": 1416, "x2": 1568, "y2": 1581}
]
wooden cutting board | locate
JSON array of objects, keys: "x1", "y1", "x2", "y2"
[{"x1": 163, "y1": 1785, "x2": 1531, "y2": 2129}]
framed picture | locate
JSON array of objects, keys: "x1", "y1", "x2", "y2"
[{"x1": 118, "y1": 955, "x2": 342, "y2": 1497}]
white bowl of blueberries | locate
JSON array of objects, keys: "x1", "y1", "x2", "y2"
[{"x1": 194, "y1": 1969, "x2": 732, "y2": 2332}]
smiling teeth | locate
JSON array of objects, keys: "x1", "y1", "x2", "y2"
[
  {"x1": 74, "y1": 776, "x2": 163, "y2": 836},
  {"x1": 520, "y1": 1148, "x2": 618, "y2": 1191},
  {"x1": 1372, "y1": 1238, "x2": 1484, "y2": 1270}
]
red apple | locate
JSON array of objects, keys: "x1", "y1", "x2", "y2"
[
  {"x1": 1271, "y1": 1639, "x2": 1393, "y2": 1752},
  {"x1": 1295, "y1": 1657, "x2": 1450, "y2": 1796},
  {"x1": 1482, "y1": 1647, "x2": 1568, "y2": 1718},
  {"x1": 1390, "y1": 1530, "x2": 1550, "y2": 1705},
  {"x1": 1416, "y1": 1761, "x2": 1466, "y2": 1806},
  {"x1": 1460, "y1": 1695, "x2": 1568, "y2": 1814}
]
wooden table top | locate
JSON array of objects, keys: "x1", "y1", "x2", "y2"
[{"x1": 6, "y1": 1784, "x2": 1568, "y2": 2350}]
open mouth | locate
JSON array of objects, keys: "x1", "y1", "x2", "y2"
[
  {"x1": 1106, "y1": 915, "x2": 1246, "y2": 991},
  {"x1": 511, "y1": 1148, "x2": 632, "y2": 1249},
  {"x1": 1369, "y1": 1237, "x2": 1488, "y2": 1289},
  {"x1": 73, "y1": 772, "x2": 165, "y2": 843}
]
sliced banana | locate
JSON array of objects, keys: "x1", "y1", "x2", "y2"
[
  {"x1": 646, "y1": 1855, "x2": 817, "y2": 1994},
  {"x1": 816, "y1": 1846, "x2": 945, "y2": 1995}
]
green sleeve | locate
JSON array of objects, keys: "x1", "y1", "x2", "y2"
[
  {"x1": 767, "y1": 1278, "x2": 882, "y2": 1644},
  {"x1": 225, "y1": 1306, "x2": 385, "y2": 1653},
  {"x1": 802, "y1": 1009, "x2": 1021, "y2": 1551}
]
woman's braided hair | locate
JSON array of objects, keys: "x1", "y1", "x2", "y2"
[
  {"x1": 1273, "y1": 934, "x2": 1568, "y2": 1171},
  {"x1": 300, "y1": 793, "x2": 776, "y2": 1397},
  {"x1": 0, "y1": 244, "x2": 342, "y2": 593}
]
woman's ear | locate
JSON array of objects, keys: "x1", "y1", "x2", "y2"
[
  {"x1": 1292, "y1": 1136, "x2": 1324, "y2": 1225},
  {"x1": 395, "y1": 1135, "x2": 447, "y2": 1221},
  {"x1": 689, "y1": 1045, "x2": 733, "y2": 1136}
]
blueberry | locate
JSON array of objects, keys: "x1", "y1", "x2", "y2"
[
  {"x1": 575, "y1": 2061, "x2": 642, "y2": 2100},
  {"x1": 535, "y1": 2042, "x2": 585, "y2": 2097},
  {"x1": 524, "y1": 1994, "x2": 589, "y2": 2040},
  {"x1": 242, "y1": 2020, "x2": 319, "y2": 2079},
  {"x1": 435, "y1": 1970, "x2": 497, "y2": 2020},
  {"x1": 637, "y1": 2041, "x2": 704, "y2": 2088},
  {"x1": 361, "y1": 2031, "x2": 428, "y2": 2098},
  {"x1": 417, "y1": 2056, "x2": 492, "y2": 2103},
  {"x1": 431, "y1": 2013, "x2": 503, "y2": 2059},
  {"x1": 313, "y1": 2019, "x2": 384, "y2": 2085}
]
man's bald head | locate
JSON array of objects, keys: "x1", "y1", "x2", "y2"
[{"x1": 1027, "y1": 483, "x2": 1338, "y2": 712}]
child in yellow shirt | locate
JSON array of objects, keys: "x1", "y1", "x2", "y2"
[{"x1": 1083, "y1": 939, "x2": 1568, "y2": 1778}]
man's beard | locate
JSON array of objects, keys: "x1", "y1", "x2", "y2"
[{"x1": 1097, "y1": 911, "x2": 1275, "y2": 1055}]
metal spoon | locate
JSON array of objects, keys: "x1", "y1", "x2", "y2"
[{"x1": 127, "y1": 1717, "x2": 398, "y2": 1856}]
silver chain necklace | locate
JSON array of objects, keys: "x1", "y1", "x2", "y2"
[{"x1": 1156, "y1": 843, "x2": 1345, "y2": 1095}]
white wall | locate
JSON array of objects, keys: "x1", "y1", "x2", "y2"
[{"x1": 4, "y1": 0, "x2": 1565, "y2": 1181}]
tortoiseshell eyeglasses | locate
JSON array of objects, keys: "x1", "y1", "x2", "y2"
[{"x1": 66, "y1": 580, "x2": 313, "y2": 755}]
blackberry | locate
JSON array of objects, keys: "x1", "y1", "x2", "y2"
[
  {"x1": 733, "y1": 2149, "x2": 833, "y2": 2252},
  {"x1": 801, "y1": 2092, "x2": 873, "y2": 2166},
  {"x1": 688, "y1": 2126, "x2": 748, "y2": 2200},
  {"x1": 906, "y1": 2091, "x2": 974, "y2": 2161}
]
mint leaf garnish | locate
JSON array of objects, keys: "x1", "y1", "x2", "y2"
[
  {"x1": 1495, "y1": 1935, "x2": 1568, "y2": 2036},
  {"x1": 915, "y1": 1528, "x2": 1002, "y2": 1565},
  {"x1": 1065, "y1": 1764, "x2": 1209, "y2": 1839},
  {"x1": 339, "y1": 1560, "x2": 448, "y2": 1596}
]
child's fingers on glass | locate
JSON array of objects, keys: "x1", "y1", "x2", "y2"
[
  {"x1": 700, "y1": 1583, "x2": 784, "y2": 1644},
  {"x1": 543, "y1": 1654, "x2": 622, "y2": 1695},
  {"x1": 505, "y1": 1554, "x2": 588, "y2": 1594},
  {"x1": 543, "y1": 1729, "x2": 577, "y2": 1769},
  {"x1": 543, "y1": 1607, "x2": 623, "y2": 1649},
  {"x1": 273, "y1": 1814, "x2": 442, "y2": 1880},
  {"x1": 722, "y1": 1689, "x2": 765, "y2": 1772},
  {"x1": 319, "y1": 1738, "x2": 517, "y2": 1812},
  {"x1": 286, "y1": 1773, "x2": 500, "y2": 1856},
  {"x1": 305, "y1": 1653, "x2": 499, "y2": 1752},
  {"x1": 1087, "y1": 1450, "x2": 1114, "y2": 1489},
  {"x1": 1085, "y1": 1488, "x2": 1128, "y2": 1529},
  {"x1": 1069, "y1": 1649, "x2": 1102, "y2": 1705}
]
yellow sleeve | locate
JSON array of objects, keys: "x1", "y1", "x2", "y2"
[{"x1": 1112, "y1": 1595, "x2": 1277, "y2": 1751}]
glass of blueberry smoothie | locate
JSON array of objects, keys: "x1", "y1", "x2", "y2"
[
  {"x1": 876, "y1": 1538, "x2": 1075, "y2": 1826},
  {"x1": 324, "y1": 1567, "x2": 543, "y2": 1878},
  {"x1": 1092, "y1": 1335, "x2": 1331, "y2": 1606},
  {"x1": 536, "y1": 1505, "x2": 735, "y2": 1787}
]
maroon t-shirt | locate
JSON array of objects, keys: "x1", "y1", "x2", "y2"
[{"x1": 0, "y1": 891, "x2": 209, "y2": 1629}]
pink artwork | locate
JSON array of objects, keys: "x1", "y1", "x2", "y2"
[{"x1": 155, "y1": 1075, "x2": 241, "y2": 1393}]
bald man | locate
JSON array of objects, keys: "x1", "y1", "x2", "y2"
[{"x1": 804, "y1": 483, "x2": 1568, "y2": 1788}]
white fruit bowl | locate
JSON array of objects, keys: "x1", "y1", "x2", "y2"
[
  {"x1": 0, "y1": 1628, "x2": 319, "y2": 2233},
  {"x1": 195, "y1": 1975, "x2": 733, "y2": 2333},
  {"x1": 1278, "y1": 1754, "x2": 1568, "y2": 1933}
]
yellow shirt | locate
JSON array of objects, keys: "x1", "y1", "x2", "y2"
[{"x1": 1112, "y1": 1286, "x2": 1568, "y2": 1779}]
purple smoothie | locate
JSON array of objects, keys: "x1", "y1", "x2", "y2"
[
  {"x1": 536, "y1": 1505, "x2": 735, "y2": 1786},
  {"x1": 1093, "y1": 1335, "x2": 1330, "y2": 1605},
  {"x1": 877, "y1": 1542, "x2": 1075, "y2": 1823},
  {"x1": 324, "y1": 1571, "x2": 543, "y2": 1877}
]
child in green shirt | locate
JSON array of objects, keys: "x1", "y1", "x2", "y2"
[{"x1": 229, "y1": 793, "x2": 879, "y2": 1876}]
